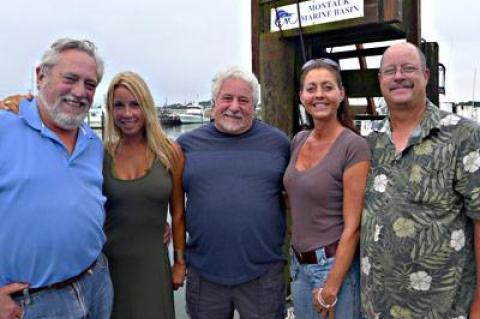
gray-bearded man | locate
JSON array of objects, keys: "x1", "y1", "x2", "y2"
[{"x1": 0, "y1": 38, "x2": 112, "y2": 319}]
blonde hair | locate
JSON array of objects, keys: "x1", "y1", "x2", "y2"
[{"x1": 104, "y1": 71, "x2": 179, "y2": 172}]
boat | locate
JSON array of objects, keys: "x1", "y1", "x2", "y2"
[
  {"x1": 158, "y1": 108, "x2": 181, "y2": 125},
  {"x1": 178, "y1": 104, "x2": 208, "y2": 124},
  {"x1": 85, "y1": 104, "x2": 103, "y2": 129}
]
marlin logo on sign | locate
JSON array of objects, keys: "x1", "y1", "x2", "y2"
[
  {"x1": 274, "y1": 9, "x2": 298, "y2": 28},
  {"x1": 271, "y1": 0, "x2": 364, "y2": 32}
]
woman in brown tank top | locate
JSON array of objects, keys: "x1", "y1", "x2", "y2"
[{"x1": 284, "y1": 59, "x2": 371, "y2": 318}]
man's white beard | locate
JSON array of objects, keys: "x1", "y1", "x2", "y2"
[{"x1": 38, "y1": 92, "x2": 90, "y2": 130}]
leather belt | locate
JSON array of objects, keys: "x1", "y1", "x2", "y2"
[
  {"x1": 293, "y1": 241, "x2": 338, "y2": 264},
  {"x1": 11, "y1": 260, "x2": 96, "y2": 298}
]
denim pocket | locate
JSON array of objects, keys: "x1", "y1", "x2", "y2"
[
  {"x1": 304, "y1": 252, "x2": 335, "y2": 288},
  {"x1": 289, "y1": 252, "x2": 300, "y2": 282}
]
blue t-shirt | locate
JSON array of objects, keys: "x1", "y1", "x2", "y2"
[
  {"x1": 177, "y1": 121, "x2": 290, "y2": 285},
  {"x1": 0, "y1": 99, "x2": 106, "y2": 288}
]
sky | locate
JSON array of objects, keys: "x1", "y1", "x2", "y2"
[
  {"x1": 422, "y1": 1, "x2": 480, "y2": 103},
  {"x1": 1, "y1": 1, "x2": 479, "y2": 106}
]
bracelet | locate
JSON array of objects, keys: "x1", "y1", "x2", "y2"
[
  {"x1": 316, "y1": 288, "x2": 338, "y2": 309},
  {"x1": 174, "y1": 250, "x2": 185, "y2": 263}
]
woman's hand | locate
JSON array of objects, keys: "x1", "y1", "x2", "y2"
[
  {"x1": 313, "y1": 288, "x2": 337, "y2": 319},
  {"x1": 171, "y1": 261, "x2": 186, "y2": 290},
  {"x1": 0, "y1": 94, "x2": 33, "y2": 114}
]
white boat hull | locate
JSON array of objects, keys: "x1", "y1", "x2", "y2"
[{"x1": 179, "y1": 114, "x2": 207, "y2": 124}]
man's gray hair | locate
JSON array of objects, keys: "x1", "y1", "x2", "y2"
[
  {"x1": 39, "y1": 38, "x2": 105, "y2": 82},
  {"x1": 211, "y1": 66, "x2": 260, "y2": 106}
]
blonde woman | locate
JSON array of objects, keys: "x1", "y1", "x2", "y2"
[{"x1": 103, "y1": 71, "x2": 185, "y2": 319}]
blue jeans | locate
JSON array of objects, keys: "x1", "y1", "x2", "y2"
[
  {"x1": 290, "y1": 248, "x2": 360, "y2": 319},
  {"x1": 186, "y1": 262, "x2": 286, "y2": 319},
  {"x1": 13, "y1": 253, "x2": 113, "y2": 319}
]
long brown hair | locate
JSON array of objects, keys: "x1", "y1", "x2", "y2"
[{"x1": 299, "y1": 59, "x2": 357, "y2": 133}]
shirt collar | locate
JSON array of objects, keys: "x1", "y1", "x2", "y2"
[
  {"x1": 19, "y1": 97, "x2": 93, "y2": 139},
  {"x1": 373, "y1": 99, "x2": 441, "y2": 141}
]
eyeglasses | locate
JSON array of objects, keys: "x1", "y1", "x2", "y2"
[
  {"x1": 379, "y1": 65, "x2": 423, "y2": 77},
  {"x1": 302, "y1": 58, "x2": 340, "y2": 71}
]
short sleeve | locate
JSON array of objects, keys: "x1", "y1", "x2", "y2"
[
  {"x1": 454, "y1": 120, "x2": 480, "y2": 220},
  {"x1": 343, "y1": 132, "x2": 372, "y2": 171},
  {"x1": 290, "y1": 130, "x2": 310, "y2": 154}
]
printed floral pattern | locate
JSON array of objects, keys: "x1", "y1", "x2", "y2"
[
  {"x1": 409, "y1": 271, "x2": 432, "y2": 291},
  {"x1": 373, "y1": 174, "x2": 388, "y2": 192},
  {"x1": 450, "y1": 229, "x2": 465, "y2": 251},
  {"x1": 440, "y1": 114, "x2": 460, "y2": 126},
  {"x1": 361, "y1": 101, "x2": 480, "y2": 318},
  {"x1": 374, "y1": 224, "x2": 382, "y2": 242},
  {"x1": 361, "y1": 256, "x2": 371, "y2": 276},
  {"x1": 463, "y1": 150, "x2": 480, "y2": 173},
  {"x1": 393, "y1": 218, "x2": 415, "y2": 238},
  {"x1": 390, "y1": 305, "x2": 412, "y2": 319}
]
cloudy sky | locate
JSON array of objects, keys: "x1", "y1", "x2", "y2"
[{"x1": 1, "y1": 1, "x2": 478, "y2": 105}]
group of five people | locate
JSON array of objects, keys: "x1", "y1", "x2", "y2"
[{"x1": 0, "y1": 38, "x2": 479, "y2": 319}]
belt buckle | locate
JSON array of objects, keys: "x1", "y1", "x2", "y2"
[
  {"x1": 292, "y1": 248, "x2": 303, "y2": 263},
  {"x1": 298, "y1": 252, "x2": 305, "y2": 263}
]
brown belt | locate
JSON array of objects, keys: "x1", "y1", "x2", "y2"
[
  {"x1": 293, "y1": 241, "x2": 338, "y2": 264},
  {"x1": 12, "y1": 260, "x2": 96, "y2": 297}
]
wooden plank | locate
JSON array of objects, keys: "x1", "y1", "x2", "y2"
[
  {"x1": 327, "y1": 46, "x2": 387, "y2": 59},
  {"x1": 405, "y1": 0, "x2": 421, "y2": 45},
  {"x1": 341, "y1": 69, "x2": 382, "y2": 98},
  {"x1": 421, "y1": 41, "x2": 439, "y2": 106},
  {"x1": 278, "y1": 22, "x2": 406, "y2": 47},
  {"x1": 356, "y1": 43, "x2": 377, "y2": 115},
  {"x1": 259, "y1": 32, "x2": 296, "y2": 136},
  {"x1": 383, "y1": 0, "x2": 401, "y2": 22},
  {"x1": 252, "y1": 0, "x2": 260, "y2": 78}
]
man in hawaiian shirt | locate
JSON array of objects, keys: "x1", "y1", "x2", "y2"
[{"x1": 360, "y1": 42, "x2": 480, "y2": 318}]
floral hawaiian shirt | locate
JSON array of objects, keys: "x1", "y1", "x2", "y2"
[{"x1": 361, "y1": 100, "x2": 480, "y2": 319}]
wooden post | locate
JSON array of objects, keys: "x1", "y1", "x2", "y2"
[
  {"x1": 251, "y1": 0, "x2": 260, "y2": 78},
  {"x1": 422, "y1": 42, "x2": 440, "y2": 106},
  {"x1": 259, "y1": 33, "x2": 296, "y2": 137},
  {"x1": 406, "y1": 0, "x2": 421, "y2": 46}
]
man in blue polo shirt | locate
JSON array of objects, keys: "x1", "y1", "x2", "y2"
[
  {"x1": 0, "y1": 38, "x2": 112, "y2": 319},
  {"x1": 178, "y1": 67, "x2": 290, "y2": 319}
]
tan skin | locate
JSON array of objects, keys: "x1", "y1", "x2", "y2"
[
  {"x1": 36, "y1": 50, "x2": 98, "y2": 153},
  {"x1": 378, "y1": 43, "x2": 429, "y2": 153},
  {"x1": 380, "y1": 42, "x2": 480, "y2": 319},
  {"x1": 0, "y1": 283, "x2": 27, "y2": 319},
  {"x1": 298, "y1": 67, "x2": 369, "y2": 318},
  {"x1": 110, "y1": 85, "x2": 186, "y2": 289}
]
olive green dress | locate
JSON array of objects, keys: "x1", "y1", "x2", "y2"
[{"x1": 103, "y1": 152, "x2": 175, "y2": 319}]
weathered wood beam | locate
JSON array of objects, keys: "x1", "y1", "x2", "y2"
[
  {"x1": 259, "y1": 33, "x2": 296, "y2": 136},
  {"x1": 252, "y1": 0, "x2": 260, "y2": 77},
  {"x1": 342, "y1": 69, "x2": 381, "y2": 98}
]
